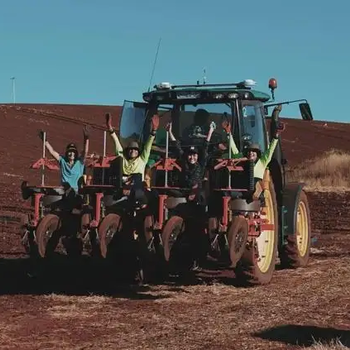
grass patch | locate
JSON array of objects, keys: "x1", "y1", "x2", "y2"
[
  {"x1": 287, "y1": 149, "x2": 350, "y2": 191},
  {"x1": 306, "y1": 338, "x2": 349, "y2": 349}
]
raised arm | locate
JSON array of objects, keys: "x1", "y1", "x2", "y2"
[
  {"x1": 222, "y1": 120, "x2": 240, "y2": 156},
  {"x1": 105, "y1": 113, "x2": 123, "y2": 156},
  {"x1": 81, "y1": 125, "x2": 90, "y2": 162},
  {"x1": 260, "y1": 137, "x2": 279, "y2": 166},
  {"x1": 199, "y1": 121, "x2": 216, "y2": 167},
  {"x1": 166, "y1": 122, "x2": 184, "y2": 158},
  {"x1": 140, "y1": 114, "x2": 159, "y2": 162},
  {"x1": 38, "y1": 131, "x2": 60, "y2": 162}
]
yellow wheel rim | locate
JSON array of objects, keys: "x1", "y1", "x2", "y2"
[
  {"x1": 296, "y1": 200, "x2": 309, "y2": 257},
  {"x1": 256, "y1": 188, "x2": 276, "y2": 273}
]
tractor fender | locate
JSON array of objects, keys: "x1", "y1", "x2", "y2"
[
  {"x1": 230, "y1": 199, "x2": 260, "y2": 212},
  {"x1": 282, "y1": 182, "x2": 305, "y2": 235},
  {"x1": 165, "y1": 197, "x2": 187, "y2": 209},
  {"x1": 42, "y1": 195, "x2": 63, "y2": 207},
  {"x1": 102, "y1": 195, "x2": 120, "y2": 207}
]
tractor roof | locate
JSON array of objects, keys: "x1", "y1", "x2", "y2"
[{"x1": 143, "y1": 80, "x2": 271, "y2": 103}]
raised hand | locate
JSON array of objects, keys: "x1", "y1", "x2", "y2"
[
  {"x1": 83, "y1": 125, "x2": 91, "y2": 140},
  {"x1": 105, "y1": 113, "x2": 113, "y2": 131},
  {"x1": 222, "y1": 120, "x2": 231, "y2": 134},
  {"x1": 38, "y1": 130, "x2": 45, "y2": 141},
  {"x1": 209, "y1": 121, "x2": 216, "y2": 130},
  {"x1": 151, "y1": 114, "x2": 159, "y2": 131},
  {"x1": 166, "y1": 122, "x2": 172, "y2": 132}
]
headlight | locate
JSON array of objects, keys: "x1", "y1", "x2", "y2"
[
  {"x1": 213, "y1": 93, "x2": 224, "y2": 99},
  {"x1": 228, "y1": 92, "x2": 239, "y2": 99}
]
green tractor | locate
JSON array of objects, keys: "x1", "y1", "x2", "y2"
[{"x1": 114, "y1": 77, "x2": 313, "y2": 285}]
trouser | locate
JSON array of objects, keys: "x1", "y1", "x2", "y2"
[{"x1": 124, "y1": 174, "x2": 148, "y2": 208}]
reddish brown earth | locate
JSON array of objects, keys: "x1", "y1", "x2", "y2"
[{"x1": 0, "y1": 104, "x2": 349, "y2": 349}]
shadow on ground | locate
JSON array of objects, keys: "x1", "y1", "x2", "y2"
[
  {"x1": 0, "y1": 254, "x2": 182, "y2": 300},
  {"x1": 254, "y1": 324, "x2": 350, "y2": 347}
]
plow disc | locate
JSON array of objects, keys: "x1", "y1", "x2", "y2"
[
  {"x1": 97, "y1": 213, "x2": 123, "y2": 258},
  {"x1": 35, "y1": 214, "x2": 61, "y2": 258}
]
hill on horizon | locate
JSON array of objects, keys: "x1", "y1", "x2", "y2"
[{"x1": 0, "y1": 103, "x2": 349, "y2": 212}]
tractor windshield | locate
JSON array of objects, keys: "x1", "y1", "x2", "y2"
[{"x1": 153, "y1": 102, "x2": 236, "y2": 148}]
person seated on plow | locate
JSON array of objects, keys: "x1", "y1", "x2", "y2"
[
  {"x1": 105, "y1": 112, "x2": 159, "y2": 209},
  {"x1": 38, "y1": 125, "x2": 90, "y2": 209},
  {"x1": 167, "y1": 120, "x2": 216, "y2": 204},
  {"x1": 181, "y1": 108, "x2": 211, "y2": 143},
  {"x1": 221, "y1": 119, "x2": 281, "y2": 201}
]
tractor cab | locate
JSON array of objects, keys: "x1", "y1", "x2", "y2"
[
  {"x1": 119, "y1": 80, "x2": 274, "y2": 161},
  {"x1": 118, "y1": 78, "x2": 313, "y2": 192}
]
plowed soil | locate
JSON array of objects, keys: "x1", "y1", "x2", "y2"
[{"x1": 0, "y1": 104, "x2": 349, "y2": 349}]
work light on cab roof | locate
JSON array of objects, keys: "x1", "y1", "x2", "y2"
[{"x1": 155, "y1": 82, "x2": 173, "y2": 90}]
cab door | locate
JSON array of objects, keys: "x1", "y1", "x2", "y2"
[{"x1": 119, "y1": 100, "x2": 148, "y2": 146}]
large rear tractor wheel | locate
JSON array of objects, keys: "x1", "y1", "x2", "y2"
[
  {"x1": 280, "y1": 190, "x2": 311, "y2": 268},
  {"x1": 234, "y1": 178, "x2": 278, "y2": 286},
  {"x1": 35, "y1": 214, "x2": 61, "y2": 258},
  {"x1": 98, "y1": 213, "x2": 122, "y2": 258}
]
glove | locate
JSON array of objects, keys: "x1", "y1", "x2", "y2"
[
  {"x1": 209, "y1": 121, "x2": 216, "y2": 130},
  {"x1": 151, "y1": 114, "x2": 159, "y2": 131},
  {"x1": 38, "y1": 130, "x2": 45, "y2": 141},
  {"x1": 273, "y1": 121, "x2": 285, "y2": 138},
  {"x1": 83, "y1": 125, "x2": 91, "y2": 140},
  {"x1": 166, "y1": 122, "x2": 172, "y2": 132},
  {"x1": 222, "y1": 120, "x2": 231, "y2": 134},
  {"x1": 105, "y1": 113, "x2": 113, "y2": 131}
]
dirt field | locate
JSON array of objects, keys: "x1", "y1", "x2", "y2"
[{"x1": 0, "y1": 104, "x2": 349, "y2": 349}]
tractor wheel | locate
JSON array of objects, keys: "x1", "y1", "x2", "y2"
[
  {"x1": 234, "y1": 179, "x2": 278, "y2": 286},
  {"x1": 228, "y1": 216, "x2": 248, "y2": 268},
  {"x1": 98, "y1": 213, "x2": 122, "y2": 258},
  {"x1": 162, "y1": 216, "x2": 185, "y2": 262},
  {"x1": 280, "y1": 190, "x2": 311, "y2": 268},
  {"x1": 35, "y1": 214, "x2": 61, "y2": 258}
]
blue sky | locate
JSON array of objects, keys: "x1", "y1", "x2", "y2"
[{"x1": 0, "y1": 0, "x2": 349, "y2": 122}]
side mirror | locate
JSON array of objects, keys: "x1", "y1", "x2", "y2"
[{"x1": 299, "y1": 103, "x2": 313, "y2": 121}]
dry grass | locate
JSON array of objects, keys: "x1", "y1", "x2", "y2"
[
  {"x1": 307, "y1": 338, "x2": 349, "y2": 349},
  {"x1": 287, "y1": 149, "x2": 350, "y2": 191}
]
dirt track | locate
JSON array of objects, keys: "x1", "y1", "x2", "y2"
[{"x1": 0, "y1": 105, "x2": 349, "y2": 349}]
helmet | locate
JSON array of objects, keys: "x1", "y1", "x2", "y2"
[
  {"x1": 245, "y1": 142, "x2": 261, "y2": 157},
  {"x1": 66, "y1": 143, "x2": 78, "y2": 155},
  {"x1": 186, "y1": 146, "x2": 199, "y2": 155},
  {"x1": 126, "y1": 140, "x2": 140, "y2": 150}
]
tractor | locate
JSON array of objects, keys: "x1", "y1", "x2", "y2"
[{"x1": 112, "y1": 78, "x2": 313, "y2": 285}]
